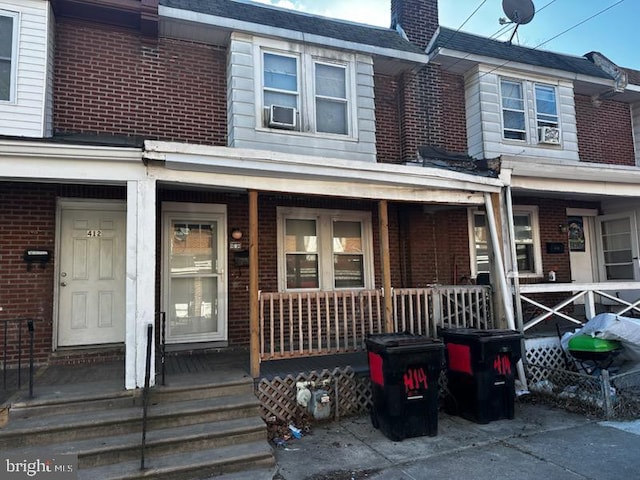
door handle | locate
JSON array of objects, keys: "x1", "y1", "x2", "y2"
[{"x1": 61, "y1": 282, "x2": 67, "y2": 287}]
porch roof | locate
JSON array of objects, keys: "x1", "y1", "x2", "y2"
[
  {"x1": 144, "y1": 141, "x2": 503, "y2": 204},
  {"x1": 502, "y1": 157, "x2": 640, "y2": 198}
]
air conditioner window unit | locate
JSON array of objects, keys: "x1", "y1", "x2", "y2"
[
  {"x1": 268, "y1": 105, "x2": 296, "y2": 130},
  {"x1": 539, "y1": 126, "x2": 560, "y2": 144}
]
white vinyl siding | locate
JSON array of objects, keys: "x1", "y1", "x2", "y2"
[
  {"x1": 227, "y1": 33, "x2": 376, "y2": 162},
  {"x1": 0, "y1": 1, "x2": 52, "y2": 138},
  {"x1": 466, "y1": 66, "x2": 579, "y2": 162}
]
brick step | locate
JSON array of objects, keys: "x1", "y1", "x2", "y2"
[
  {"x1": 0, "y1": 393, "x2": 260, "y2": 449},
  {"x1": 77, "y1": 441, "x2": 275, "y2": 480},
  {"x1": 2, "y1": 416, "x2": 267, "y2": 469}
]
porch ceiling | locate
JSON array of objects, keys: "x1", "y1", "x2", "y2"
[
  {"x1": 144, "y1": 141, "x2": 503, "y2": 204},
  {"x1": 502, "y1": 157, "x2": 640, "y2": 200}
]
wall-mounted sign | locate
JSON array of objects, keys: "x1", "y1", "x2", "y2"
[{"x1": 567, "y1": 216, "x2": 585, "y2": 252}]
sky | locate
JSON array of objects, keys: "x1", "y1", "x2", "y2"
[{"x1": 248, "y1": 0, "x2": 639, "y2": 70}]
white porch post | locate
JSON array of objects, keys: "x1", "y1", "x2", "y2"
[
  {"x1": 484, "y1": 193, "x2": 516, "y2": 330},
  {"x1": 125, "y1": 178, "x2": 157, "y2": 389}
]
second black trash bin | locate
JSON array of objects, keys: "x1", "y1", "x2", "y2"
[
  {"x1": 366, "y1": 333, "x2": 444, "y2": 441},
  {"x1": 441, "y1": 328, "x2": 522, "y2": 424}
]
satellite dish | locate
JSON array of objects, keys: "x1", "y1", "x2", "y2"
[{"x1": 502, "y1": 0, "x2": 535, "y2": 25}]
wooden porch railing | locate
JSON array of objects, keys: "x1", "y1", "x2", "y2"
[
  {"x1": 258, "y1": 285, "x2": 493, "y2": 361},
  {"x1": 518, "y1": 282, "x2": 640, "y2": 331}
]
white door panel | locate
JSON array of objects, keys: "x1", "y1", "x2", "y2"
[{"x1": 58, "y1": 206, "x2": 126, "y2": 346}]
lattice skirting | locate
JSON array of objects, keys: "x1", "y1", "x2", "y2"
[
  {"x1": 524, "y1": 336, "x2": 570, "y2": 382},
  {"x1": 256, "y1": 336, "x2": 599, "y2": 424},
  {"x1": 255, "y1": 367, "x2": 372, "y2": 423}
]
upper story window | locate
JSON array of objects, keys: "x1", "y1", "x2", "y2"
[
  {"x1": 259, "y1": 44, "x2": 354, "y2": 137},
  {"x1": 500, "y1": 77, "x2": 560, "y2": 145},
  {"x1": 500, "y1": 79, "x2": 526, "y2": 141},
  {"x1": 0, "y1": 10, "x2": 18, "y2": 102},
  {"x1": 469, "y1": 206, "x2": 542, "y2": 278},
  {"x1": 278, "y1": 207, "x2": 373, "y2": 291}
]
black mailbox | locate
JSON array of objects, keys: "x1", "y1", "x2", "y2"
[{"x1": 23, "y1": 249, "x2": 51, "y2": 264}]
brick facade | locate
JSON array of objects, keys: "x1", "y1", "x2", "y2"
[
  {"x1": 0, "y1": 183, "x2": 125, "y2": 365},
  {"x1": 54, "y1": 19, "x2": 227, "y2": 145},
  {"x1": 575, "y1": 95, "x2": 635, "y2": 165}
]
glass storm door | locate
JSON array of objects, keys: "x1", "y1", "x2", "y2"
[{"x1": 165, "y1": 213, "x2": 226, "y2": 343}]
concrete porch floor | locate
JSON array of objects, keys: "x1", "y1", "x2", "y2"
[{"x1": 2, "y1": 349, "x2": 369, "y2": 406}]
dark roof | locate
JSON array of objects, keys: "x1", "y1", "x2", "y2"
[
  {"x1": 430, "y1": 27, "x2": 613, "y2": 80},
  {"x1": 624, "y1": 68, "x2": 640, "y2": 86},
  {"x1": 160, "y1": 0, "x2": 425, "y2": 56}
]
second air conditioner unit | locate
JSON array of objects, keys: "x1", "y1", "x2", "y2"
[
  {"x1": 538, "y1": 126, "x2": 560, "y2": 144},
  {"x1": 268, "y1": 105, "x2": 297, "y2": 130}
]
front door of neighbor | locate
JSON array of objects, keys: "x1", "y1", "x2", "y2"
[
  {"x1": 57, "y1": 202, "x2": 126, "y2": 346},
  {"x1": 163, "y1": 205, "x2": 227, "y2": 344}
]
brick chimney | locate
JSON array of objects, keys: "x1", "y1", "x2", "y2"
[
  {"x1": 391, "y1": 0, "x2": 439, "y2": 50},
  {"x1": 390, "y1": 0, "x2": 444, "y2": 163}
]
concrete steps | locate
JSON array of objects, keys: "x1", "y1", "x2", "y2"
[{"x1": 1, "y1": 377, "x2": 275, "y2": 479}]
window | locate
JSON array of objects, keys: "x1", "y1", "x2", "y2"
[
  {"x1": 598, "y1": 215, "x2": 637, "y2": 281},
  {"x1": 278, "y1": 208, "x2": 373, "y2": 291},
  {"x1": 499, "y1": 77, "x2": 560, "y2": 144},
  {"x1": 315, "y1": 62, "x2": 347, "y2": 135},
  {"x1": 535, "y1": 84, "x2": 558, "y2": 130},
  {"x1": 500, "y1": 79, "x2": 526, "y2": 141},
  {"x1": 469, "y1": 206, "x2": 542, "y2": 277},
  {"x1": 260, "y1": 46, "x2": 353, "y2": 136},
  {"x1": 0, "y1": 11, "x2": 18, "y2": 102},
  {"x1": 263, "y1": 53, "x2": 299, "y2": 110}
]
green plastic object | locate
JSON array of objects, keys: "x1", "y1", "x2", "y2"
[{"x1": 568, "y1": 334, "x2": 621, "y2": 353}]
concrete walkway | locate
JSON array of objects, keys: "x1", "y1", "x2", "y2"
[{"x1": 271, "y1": 400, "x2": 640, "y2": 480}]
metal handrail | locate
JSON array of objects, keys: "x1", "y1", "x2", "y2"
[
  {"x1": 159, "y1": 312, "x2": 166, "y2": 386},
  {"x1": 140, "y1": 323, "x2": 153, "y2": 470},
  {"x1": 2, "y1": 318, "x2": 36, "y2": 398}
]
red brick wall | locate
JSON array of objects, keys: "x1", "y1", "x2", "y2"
[
  {"x1": 0, "y1": 183, "x2": 125, "y2": 366},
  {"x1": 391, "y1": 0, "x2": 438, "y2": 50},
  {"x1": 441, "y1": 72, "x2": 468, "y2": 154},
  {"x1": 374, "y1": 75, "x2": 402, "y2": 164},
  {"x1": 54, "y1": 19, "x2": 227, "y2": 145},
  {"x1": 575, "y1": 95, "x2": 635, "y2": 166}
]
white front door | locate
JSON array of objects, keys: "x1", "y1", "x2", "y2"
[
  {"x1": 163, "y1": 203, "x2": 227, "y2": 344},
  {"x1": 596, "y1": 211, "x2": 640, "y2": 304},
  {"x1": 567, "y1": 212, "x2": 596, "y2": 284},
  {"x1": 57, "y1": 202, "x2": 126, "y2": 346}
]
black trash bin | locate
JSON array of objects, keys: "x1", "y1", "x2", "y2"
[
  {"x1": 441, "y1": 328, "x2": 522, "y2": 424},
  {"x1": 366, "y1": 333, "x2": 444, "y2": 441}
]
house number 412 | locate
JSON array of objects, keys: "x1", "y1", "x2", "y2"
[{"x1": 87, "y1": 230, "x2": 103, "y2": 237}]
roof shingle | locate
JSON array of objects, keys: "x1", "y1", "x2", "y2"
[
  {"x1": 160, "y1": 0, "x2": 425, "y2": 55},
  {"x1": 430, "y1": 27, "x2": 613, "y2": 79}
]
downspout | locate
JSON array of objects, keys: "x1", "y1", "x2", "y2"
[
  {"x1": 505, "y1": 187, "x2": 528, "y2": 390},
  {"x1": 505, "y1": 186, "x2": 523, "y2": 331}
]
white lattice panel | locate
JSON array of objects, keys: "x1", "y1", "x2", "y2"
[{"x1": 525, "y1": 336, "x2": 569, "y2": 382}]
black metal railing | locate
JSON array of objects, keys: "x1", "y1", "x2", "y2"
[
  {"x1": 158, "y1": 312, "x2": 166, "y2": 386},
  {"x1": 2, "y1": 318, "x2": 36, "y2": 398},
  {"x1": 140, "y1": 323, "x2": 153, "y2": 470}
]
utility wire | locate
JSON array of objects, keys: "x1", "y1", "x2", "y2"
[
  {"x1": 476, "y1": 0, "x2": 627, "y2": 81},
  {"x1": 436, "y1": 0, "x2": 488, "y2": 51}
]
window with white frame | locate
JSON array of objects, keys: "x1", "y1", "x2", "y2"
[
  {"x1": 0, "y1": 11, "x2": 18, "y2": 102},
  {"x1": 278, "y1": 208, "x2": 373, "y2": 291},
  {"x1": 469, "y1": 206, "x2": 542, "y2": 277},
  {"x1": 260, "y1": 46, "x2": 353, "y2": 136},
  {"x1": 500, "y1": 79, "x2": 526, "y2": 141},
  {"x1": 500, "y1": 77, "x2": 560, "y2": 144}
]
